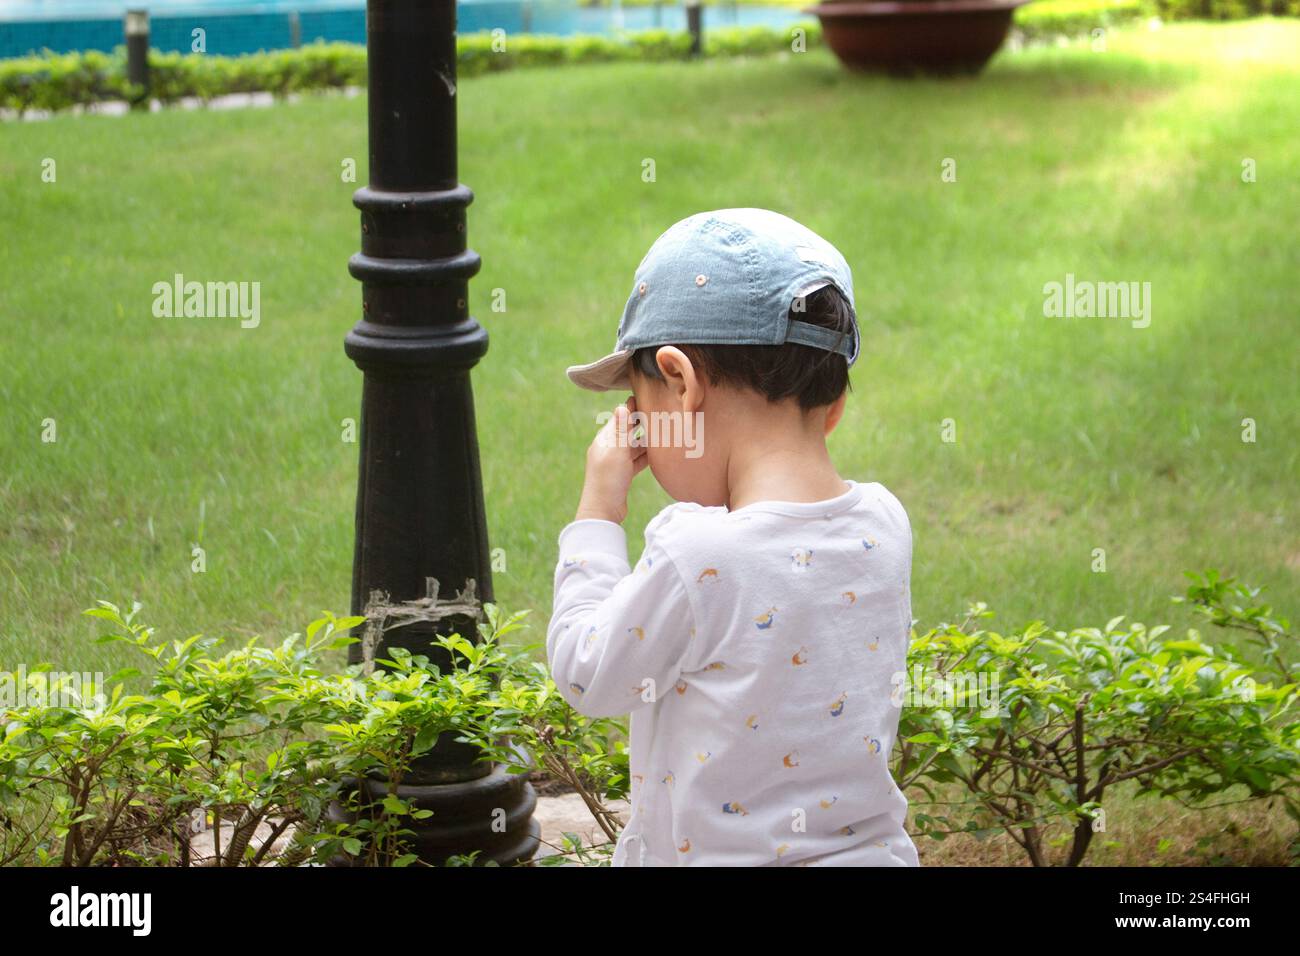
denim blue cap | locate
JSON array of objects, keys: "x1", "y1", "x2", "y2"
[{"x1": 566, "y1": 207, "x2": 859, "y2": 391}]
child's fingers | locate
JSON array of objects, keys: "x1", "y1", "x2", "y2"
[
  {"x1": 615, "y1": 402, "x2": 648, "y2": 452},
  {"x1": 594, "y1": 402, "x2": 644, "y2": 463},
  {"x1": 630, "y1": 447, "x2": 650, "y2": 477}
]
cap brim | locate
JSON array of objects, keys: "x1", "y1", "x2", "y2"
[{"x1": 566, "y1": 349, "x2": 633, "y2": 392}]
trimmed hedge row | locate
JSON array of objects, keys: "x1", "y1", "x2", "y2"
[
  {"x1": 0, "y1": 25, "x2": 819, "y2": 116},
  {"x1": 5, "y1": 4, "x2": 1298, "y2": 116},
  {"x1": 1015, "y1": 0, "x2": 1300, "y2": 41},
  {"x1": 1014, "y1": 0, "x2": 1149, "y2": 40},
  {"x1": 1015, "y1": 0, "x2": 1300, "y2": 30},
  {"x1": 1151, "y1": 0, "x2": 1300, "y2": 14},
  {"x1": 599, "y1": 0, "x2": 1300, "y2": 11}
]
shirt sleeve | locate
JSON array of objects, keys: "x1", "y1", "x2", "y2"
[{"x1": 546, "y1": 515, "x2": 697, "y2": 718}]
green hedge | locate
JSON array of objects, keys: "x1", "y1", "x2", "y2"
[
  {"x1": 1152, "y1": 0, "x2": 1300, "y2": 15},
  {"x1": 0, "y1": 25, "x2": 820, "y2": 116},
  {"x1": 1015, "y1": 0, "x2": 1300, "y2": 39},
  {"x1": 7, "y1": 5, "x2": 1297, "y2": 116},
  {"x1": 1, "y1": 571, "x2": 1295, "y2": 866},
  {"x1": 596, "y1": 0, "x2": 1300, "y2": 12},
  {"x1": 1015, "y1": 0, "x2": 1149, "y2": 39}
]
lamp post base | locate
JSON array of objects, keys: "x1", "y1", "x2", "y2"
[{"x1": 328, "y1": 758, "x2": 541, "y2": 867}]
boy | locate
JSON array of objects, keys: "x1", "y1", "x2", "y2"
[{"x1": 547, "y1": 208, "x2": 918, "y2": 867}]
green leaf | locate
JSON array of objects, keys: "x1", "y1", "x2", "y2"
[{"x1": 381, "y1": 795, "x2": 407, "y2": 815}]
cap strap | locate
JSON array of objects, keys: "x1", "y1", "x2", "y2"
[{"x1": 785, "y1": 319, "x2": 860, "y2": 364}]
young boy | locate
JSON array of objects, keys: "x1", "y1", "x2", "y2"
[{"x1": 547, "y1": 208, "x2": 918, "y2": 867}]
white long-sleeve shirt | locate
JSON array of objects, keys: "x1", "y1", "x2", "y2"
[{"x1": 547, "y1": 479, "x2": 920, "y2": 867}]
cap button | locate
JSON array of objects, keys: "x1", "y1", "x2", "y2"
[
  {"x1": 695, "y1": 274, "x2": 708, "y2": 287},
  {"x1": 638, "y1": 281, "x2": 648, "y2": 295}
]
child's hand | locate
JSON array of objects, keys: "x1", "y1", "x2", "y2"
[{"x1": 574, "y1": 396, "x2": 649, "y2": 524}]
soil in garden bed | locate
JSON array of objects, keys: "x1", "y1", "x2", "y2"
[{"x1": 528, "y1": 769, "x2": 576, "y2": 797}]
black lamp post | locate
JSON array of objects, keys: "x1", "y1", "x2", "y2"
[
  {"x1": 686, "y1": 0, "x2": 703, "y2": 57},
  {"x1": 337, "y1": 0, "x2": 538, "y2": 866},
  {"x1": 124, "y1": 9, "x2": 150, "y2": 109}
]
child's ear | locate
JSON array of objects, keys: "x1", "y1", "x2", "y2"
[
  {"x1": 824, "y1": 392, "x2": 848, "y2": 435},
  {"x1": 655, "y1": 347, "x2": 704, "y2": 412}
]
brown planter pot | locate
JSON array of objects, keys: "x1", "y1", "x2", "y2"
[{"x1": 804, "y1": 0, "x2": 1030, "y2": 75}]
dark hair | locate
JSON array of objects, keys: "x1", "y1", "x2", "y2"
[{"x1": 629, "y1": 284, "x2": 856, "y2": 410}]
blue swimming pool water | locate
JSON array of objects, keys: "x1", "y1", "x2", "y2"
[{"x1": 0, "y1": 1, "x2": 809, "y2": 59}]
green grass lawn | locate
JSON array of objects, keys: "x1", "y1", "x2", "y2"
[{"x1": 1, "y1": 21, "x2": 1296, "y2": 693}]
